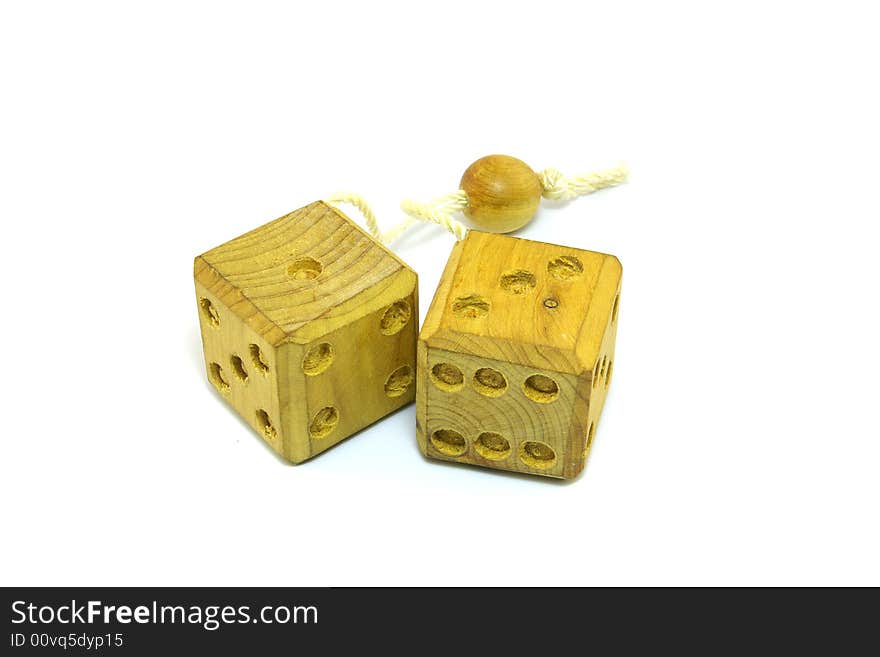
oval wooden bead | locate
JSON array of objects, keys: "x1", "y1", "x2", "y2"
[{"x1": 460, "y1": 154, "x2": 543, "y2": 233}]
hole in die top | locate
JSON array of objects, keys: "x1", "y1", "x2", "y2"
[
  {"x1": 612, "y1": 293, "x2": 620, "y2": 323},
  {"x1": 499, "y1": 269, "x2": 537, "y2": 295},
  {"x1": 309, "y1": 406, "x2": 339, "y2": 439},
  {"x1": 256, "y1": 409, "x2": 277, "y2": 441},
  {"x1": 384, "y1": 365, "x2": 414, "y2": 398},
  {"x1": 547, "y1": 255, "x2": 584, "y2": 281},
  {"x1": 302, "y1": 343, "x2": 335, "y2": 375},
  {"x1": 523, "y1": 374, "x2": 560, "y2": 403},
  {"x1": 287, "y1": 257, "x2": 322, "y2": 280},
  {"x1": 430, "y1": 363, "x2": 464, "y2": 392},
  {"x1": 472, "y1": 368, "x2": 508, "y2": 397},
  {"x1": 430, "y1": 429, "x2": 467, "y2": 457},
  {"x1": 199, "y1": 298, "x2": 220, "y2": 327},
  {"x1": 380, "y1": 300, "x2": 412, "y2": 335},
  {"x1": 451, "y1": 294, "x2": 490, "y2": 319},
  {"x1": 230, "y1": 355, "x2": 248, "y2": 382},
  {"x1": 605, "y1": 360, "x2": 613, "y2": 387},
  {"x1": 209, "y1": 362, "x2": 229, "y2": 392},
  {"x1": 585, "y1": 422, "x2": 596, "y2": 454},
  {"x1": 519, "y1": 441, "x2": 557, "y2": 469},
  {"x1": 249, "y1": 344, "x2": 270, "y2": 375},
  {"x1": 474, "y1": 432, "x2": 511, "y2": 460}
]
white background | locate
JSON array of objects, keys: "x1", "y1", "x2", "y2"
[{"x1": 1, "y1": 1, "x2": 878, "y2": 586}]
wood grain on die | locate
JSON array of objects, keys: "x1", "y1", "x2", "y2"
[
  {"x1": 423, "y1": 348, "x2": 577, "y2": 478},
  {"x1": 422, "y1": 231, "x2": 620, "y2": 375},
  {"x1": 196, "y1": 201, "x2": 411, "y2": 342}
]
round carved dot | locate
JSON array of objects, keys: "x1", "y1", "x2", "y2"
[
  {"x1": 543, "y1": 298, "x2": 559, "y2": 309},
  {"x1": 287, "y1": 257, "x2": 322, "y2": 280},
  {"x1": 430, "y1": 429, "x2": 467, "y2": 457},
  {"x1": 519, "y1": 441, "x2": 557, "y2": 469},
  {"x1": 230, "y1": 354, "x2": 248, "y2": 382},
  {"x1": 523, "y1": 374, "x2": 560, "y2": 403},
  {"x1": 199, "y1": 298, "x2": 220, "y2": 327},
  {"x1": 209, "y1": 362, "x2": 229, "y2": 393},
  {"x1": 309, "y1": 406, "x2": 339, "y2": 439},
  {"x1": 499, "y1": 269, "x2": 537, "y2": 295},
  {"x1": 430, "y1": 363, "x2": 464, "y2": 392},
  {"x1": 302, "y1": 342, "x2": 335, "y2": 376},
  {"x1": 249, "y1": 344, "x2": 270, "y2": 375},
  {"x1": 380, "y1": 299, "x2": 411, "y2": 335},
  {"x1": 256, "y1": 409, "x2": 277, "y2": 441},
  {"x1": 451, "y1": 294, "x2": 489, "y2": 319},
  {"x1": 548, "y1": 255, "x2": 584, "y2": 281},
  {"x1": 472, "y1": 368, "x2": 508, "y2": 397},
  {"x1": 384, "y1": 365, "x2": 414, "y2": 398},
  {"x1": 474, "y1": 432, "x2": 511, "y2": 460}
]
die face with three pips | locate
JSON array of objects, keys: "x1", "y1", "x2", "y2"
[
  {"x1": 194, "y1": 201, "x2": 418, "y2": 464},
  {"x1": 417, "y1": 231, "x2": 621, "y2": 479}
]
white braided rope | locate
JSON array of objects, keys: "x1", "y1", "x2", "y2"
[
  {"x1": 327, "y1": 191, "x2": 467, "y2": 244},
  {"x1": 325, "y1": 191, "x2": 385, "y2": 240},
  {"x1": 399, "y1": 190, "x2": 469, "y2": 240},
  {"x1": 537, "y1": 163, "x2": 629, "y2": 201}
]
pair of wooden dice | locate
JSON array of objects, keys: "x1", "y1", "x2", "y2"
[{"x1": 194, "y1": 201, "x2": 620, "y2": 479}]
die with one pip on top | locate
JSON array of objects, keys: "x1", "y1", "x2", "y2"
[
  {"x1": 416, "y1": 231, "x2": 621, "y2": 479},
  {"x1": 194, "y1": 201, "x2": 418, "y2": 463}
]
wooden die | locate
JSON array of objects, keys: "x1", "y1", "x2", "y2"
[
  {"x1": 194, "y1": 201, "x2": 418, "y2": 463},
  {"x1": 417, "y1": 231, "x2": 621, "y2": 479}
]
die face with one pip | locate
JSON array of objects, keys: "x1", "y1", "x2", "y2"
[
  {"x1": 417, "y1": 231, "x2": 621, "y2": 479},
  {"x1": 194, "y1": 201, "x2": 418, "y2": 463}
]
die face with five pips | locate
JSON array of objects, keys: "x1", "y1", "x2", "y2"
[
  {"x1": 417, "y1": 231, "x2": 621, "y2": 479},
  {"x1": 194, "y1": 201, "x2": 418, "y2": 463}
]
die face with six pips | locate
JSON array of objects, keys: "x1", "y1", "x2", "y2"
[
  {"x1": 416, "y1": 231, "x2": 621, "y2": 479},
  {"x1": 194, "y1": 201, "x2": 418, "y2": 463}
]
